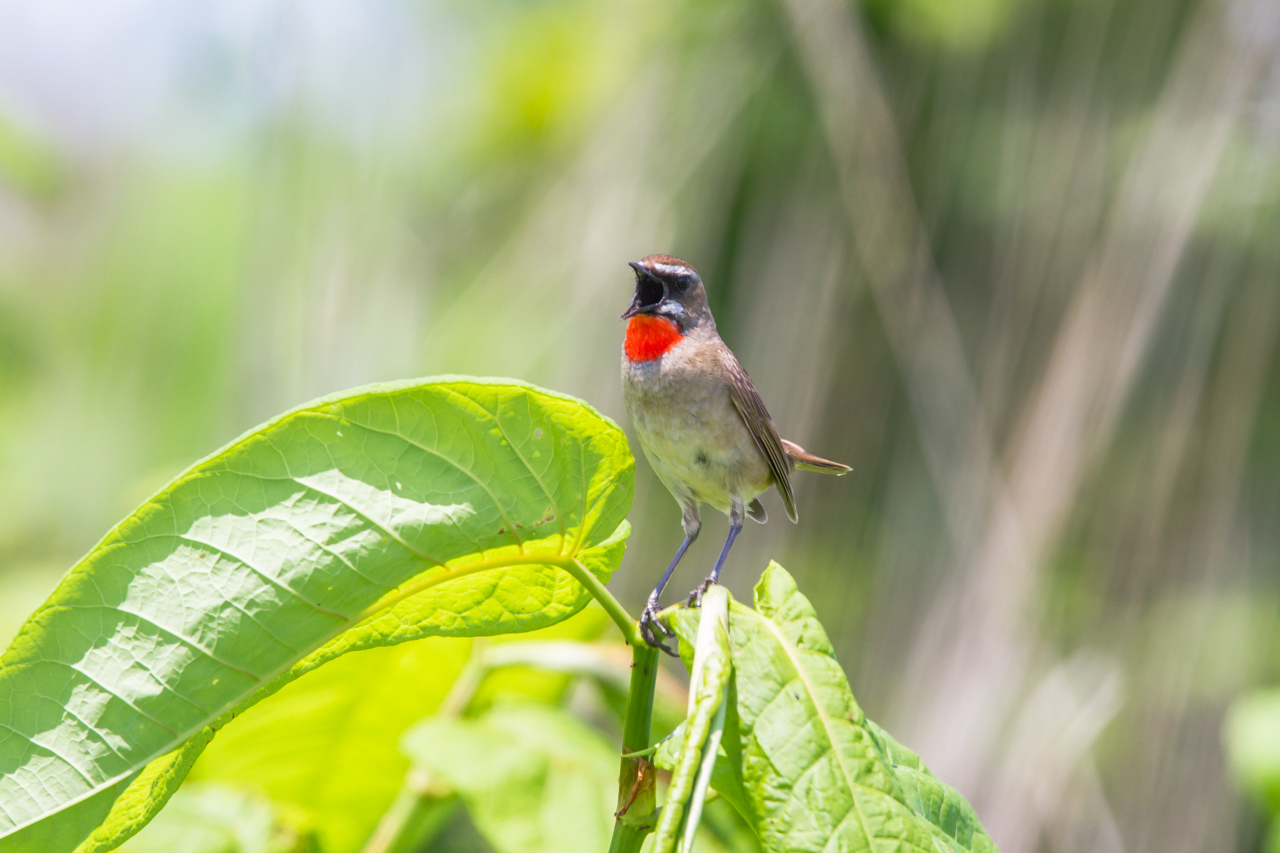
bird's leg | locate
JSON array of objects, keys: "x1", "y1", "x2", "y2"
[
  {"x1": 640, "y1": 511, "x2": 700, "y2": 654},
  {"x1": 639, "y1": 536, "x2": 693, "y2": 650},
  {"x1": 688, "y1": 500, "x2": 744, "y2": 607}
]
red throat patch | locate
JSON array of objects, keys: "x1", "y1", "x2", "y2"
[{"x1": 625, "y1": 315, "x2": 683, "y2": 362}]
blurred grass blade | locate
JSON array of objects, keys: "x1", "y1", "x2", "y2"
[
  {"x1": 0, "y1": 378, "x2": 633, "y2": 852},
  {"x1": 652, "y1": 585, "x2": 731, "y2": 853},
  {"x1": 667, "y1": 562, "x2": 997, "y2": 853},
  {"x1": 400, "y1": 703, "x2": 618, "y2": 853}
]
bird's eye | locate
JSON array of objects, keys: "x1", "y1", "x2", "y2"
[{"x1": 676, "y1": 276, "x2": 691, "y2": 291}]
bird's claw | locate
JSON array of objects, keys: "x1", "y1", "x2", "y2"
[
  {"x1": 687, "y1": 578, "x2": 717, "y2": 608},
  {"x1": 639, "y1": 599, "x2": 676, "y2": 657}
]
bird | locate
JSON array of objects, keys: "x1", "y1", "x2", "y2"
[{"x1": 620, "y1": 254, "x2": 850, "y2": 651}]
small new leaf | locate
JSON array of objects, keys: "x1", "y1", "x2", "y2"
[{"x1": 651, "y1": 585, "x2": 732, "y2": 853}]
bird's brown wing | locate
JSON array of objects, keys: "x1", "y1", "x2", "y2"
[{"x1": 725, "y1": 359, "x2": 798, "y2": 523}]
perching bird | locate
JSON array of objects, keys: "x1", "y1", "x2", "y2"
[{"x1": 620, "y1": 254, "x2": 850, "y2": 651}]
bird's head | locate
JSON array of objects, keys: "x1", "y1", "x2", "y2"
[{"x1": 621, "y1": 255, "x2": 711, "y2": 331}]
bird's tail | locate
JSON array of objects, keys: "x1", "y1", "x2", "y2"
[{"x1": 781, "y1": 439, "x2": 851, "y2": 475}]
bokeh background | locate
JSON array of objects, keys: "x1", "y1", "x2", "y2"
[{"x1": 3, "y1": 0, "x2": 1280, "y2": 850}]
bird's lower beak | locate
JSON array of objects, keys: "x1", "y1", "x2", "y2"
[
  {"x1": 620, "y1": 295, "x2": 646, "y2": 320},
  {"x1": 622, "y1": 262, "x2": 665, "y2": 320}
]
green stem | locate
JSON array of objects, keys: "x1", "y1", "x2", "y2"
[
  {"x1": 608, "y1": 642, "x2": 661, "y2": 853},
  {"x1": 565, "y1": 558, "x2": 644, "y2": 647},
  {"x1": 436, "y1": 643, "x2": 489, "y2": 718},
  {"x1": 360, "y1": 770, "x2": 458, "y2": 853}
]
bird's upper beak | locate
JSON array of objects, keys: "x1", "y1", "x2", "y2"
[{"x1": 622, "y1": 261, "x2": 666, "y2": 320}]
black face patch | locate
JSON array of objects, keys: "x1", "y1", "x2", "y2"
[
  {"x1": 634, "y1": 275, "x2": 664, "y2": 310},
  {"x1": 695, "y1": 450, "x2": 710, "y2": 468}
]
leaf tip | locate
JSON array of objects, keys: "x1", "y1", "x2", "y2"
[{"x1": 753, "y1": 561, "x2": 798, "y2": 614}]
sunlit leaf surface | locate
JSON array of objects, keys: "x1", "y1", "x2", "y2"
[
  {"x1": 663, "y1": 563, "x2": 997, "y2": 853},
  {"x1": 0, "y1": 378, "x2": 633, "y2": 852}
]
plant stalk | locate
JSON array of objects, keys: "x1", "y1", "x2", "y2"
[
  {"x1": 608, "y1": 641, "x2": 661, "y2": 853},
  {"x1": 566, "y1": 558, "x2": 645, "y2": 647}
]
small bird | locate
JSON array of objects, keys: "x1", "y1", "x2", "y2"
[{"x1": 620, "y1": 254, "x2": 850, "y2": 651}]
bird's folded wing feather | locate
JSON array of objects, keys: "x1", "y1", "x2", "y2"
[{"x1": 725, "y1": 358, "x2": 798, "y2": 523}]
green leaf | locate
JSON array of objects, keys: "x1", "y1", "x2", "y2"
[
  {"x1": 183, "y1": 639, "x2": 467, "y2": 853},
  {"x1": 0, "y1": 378, "x2": 634, "y2": 851},
  {"x1": 401, "y1": 703, "x2": 617, "y2": 853},
  {"x1": 1225, "y1": 688, "x2": 1280, "y2": 813},
  {"x1": 698, "y1": 798, "x2": 762, "y2": 853},
  {"x1": 864, "y1": 721, "x2": 995, "y2": 852},
  {"x1": 183, "y1": 607, "x2": 609, "y2": 853},
  {"x1": 75, "y1": 728, "x2": 217, "y2": 853},
  {"x1": 116, "y1": 783, "x2": 314, "y2": 853},
  {"x1": 652, "y1": 585, "x2": 731, "y2": 853},
  {"x1": 662, "y1": 562, "x2": 997, "y2": 853}
]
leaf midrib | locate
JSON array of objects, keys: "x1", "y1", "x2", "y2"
[{"x1": 757, "y1": 615, "x2": 875, "y2": 847}]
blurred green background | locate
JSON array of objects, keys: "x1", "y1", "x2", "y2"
[{"x1": 2, "y1": 0, "x2": 1280, "y2": 850}]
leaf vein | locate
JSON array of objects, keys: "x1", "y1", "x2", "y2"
[
  {"x1": 160, "y1": 533, "x2": 349, "y2": 623},
  {"x1": 308, "y1": 411, "x2": 527, "y2": 552},
  {"x1": 44, "y1": 702, "x2": 131, "y2": 765},
  {"x1": 271, "y1": 477, "x2": 451, "y2": 570},
  {"x1": 758, "y1": 616, "x2": 877, "y2": 848},
  {"x1": 439, "y1": 386, "x2": 567, "y2": 550},
  {"x1": 39, "y1": 603, "x2": 261, "y2": 683},
  {"x1": 281, "y1": 520, "x2": 398, "y2": 591},
  {"x1": 0, "y1": 721, "x2": 95, "y2": 786},
  {"x1": 65, "y1": 664, "x2": 185, "y2": 736}
]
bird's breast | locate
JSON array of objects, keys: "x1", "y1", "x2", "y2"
[{"x1": 620, "y1": 341, "x2": 773, "y2": 512}]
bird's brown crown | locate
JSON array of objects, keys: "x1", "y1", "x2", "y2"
[{"x1": 637, "y1": 254, "x2": 699, "y2": 276}]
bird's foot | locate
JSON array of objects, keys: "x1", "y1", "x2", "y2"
[
  {"x1": 639, "y1": 598, "x2": 676, "y2": 657},
  {"x1": 686, "y1": 578, "x2": 717, "y2": 608}
]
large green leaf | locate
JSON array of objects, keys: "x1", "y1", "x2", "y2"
[
  {"x1": 662, "y1": 562, "x2": 997, "y2": 853},
  {"x1": 401, "y1": 703, "x2": 617, "y2": 853},
  {"x1": 180, "y1": 607, "x2": 609, "y2": 853},
  {"x1": 0, "y1": 378, "x2": 633, "y2": 851}
]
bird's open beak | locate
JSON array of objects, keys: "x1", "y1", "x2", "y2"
[{"x1": 622, "y1": 261, "x2": 666, "y2": 320}]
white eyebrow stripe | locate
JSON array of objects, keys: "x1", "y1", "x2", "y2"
[{"x1": 653, "y1": 263, "x2": 692, "y2": 277}]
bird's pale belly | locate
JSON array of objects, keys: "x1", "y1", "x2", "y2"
[{"x1": 622, "y1": 356, "x2": 772, "y2": 514}]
